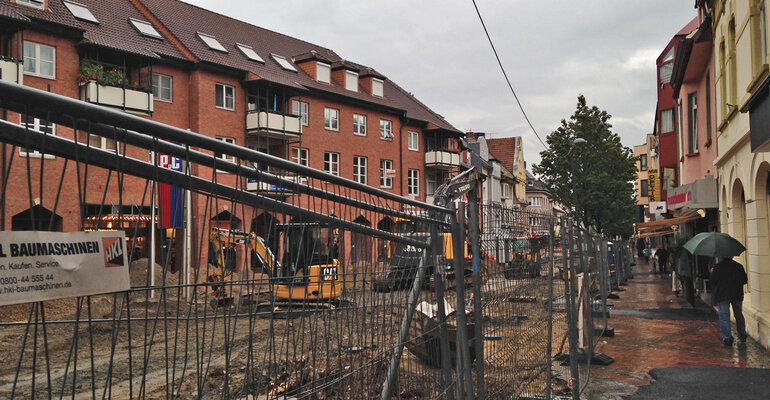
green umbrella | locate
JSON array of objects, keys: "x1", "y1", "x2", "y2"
[{"x1": 681, "y1": 232, "x2": 746, "y2": 258}]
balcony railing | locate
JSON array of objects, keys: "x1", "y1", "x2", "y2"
[
  {"x1": 246, "y1": 111, "x2": 302, "y2": 138},
  {"x1": 425, "y1": 150, "x2": 460, "y2": 169},
  {"x1": 246, "y1": 175, "x2": 306, "y2": 195},
  {"x1": 0, "y1": 59, "x2": 22, "y2": 84},
  {"x1": 79, "y1": 81, "x2": 153, "y2": 114}
]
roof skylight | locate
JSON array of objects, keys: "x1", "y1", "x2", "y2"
[
  {"x1": 197, "y1": 32, "x2": 228, "y2": 53},
  {"x1": 63, "y1": 1, "x2": 99, "y2": 24},
  {"x1": 271, "y1": 54, "x2": 297, "y2": 72},
  {"x1": 129, "y1": 18, "x2": 163, "y2": 39},
  {"x1": 236, "y1": 43, "x2": 264, "y2": 63}
]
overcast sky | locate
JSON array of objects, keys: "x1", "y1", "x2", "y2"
[{"x1": 185, "y1": 0, "x2": 698, "y2": 168}]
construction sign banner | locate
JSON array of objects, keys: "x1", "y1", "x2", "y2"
[{"x1": 0, "y1": 231, "x2": 130, "y2": 306}]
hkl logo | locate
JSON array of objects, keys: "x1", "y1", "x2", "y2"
[{"x1": 102, "y1": 237, "x2": 125, "y2": 267}]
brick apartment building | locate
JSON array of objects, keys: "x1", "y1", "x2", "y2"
[{"x1": 0, "y1": 0, "x2": 463, "y2": 265}]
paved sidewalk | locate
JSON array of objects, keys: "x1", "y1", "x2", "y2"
[{"x1": 582, "y1": 257, "x2": 770, "y2": 400}]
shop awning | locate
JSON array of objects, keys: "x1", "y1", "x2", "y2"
[{"x1": 634, "y1": 209, "x2": 706, "y2": 238}]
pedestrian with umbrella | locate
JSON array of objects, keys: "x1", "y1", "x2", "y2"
[{"x1": 682, "y1": 232, "x2": 748, "y2": 346}]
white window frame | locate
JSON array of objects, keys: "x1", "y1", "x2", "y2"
[
  {"x1": 660, "y1": 108, "x2": 674, "y2": 133},
  {"x1": 426, "y1": 175, "x2": 437, "y2": 196},
  {"x1": 757, "y1": 0, "x2": 768, "y2": 64},
  {"x1": 408, "y1": 131, "x2": 419, "y2": 151},
  {"x1": 87, "y1": 134, "x2": 121, "y2": 154},
  {"x1": 324, "y1": 152, "x2": 339, "y2": 176},
  {"x1": 502, "y1": 183, "x2": 511, "y2": 199},
  {"x1": 197, "y1": 32, "x2": 228, "y2": 53},
  {"x1": 129, "y1": 18, "x2": 163, "y2": 39},
  {"x1": 215, "y1": 83, "x2": 235, "y2": 111},
  {"x1": 380, "y1": 159, "x2": 393, "y2": 189},
  {"x1": 16, "y1": 0, "x2": 44, "y2": 10},
  {"x1": 271, "y1": 54, "x2": 297, "y2": 72},
  {"x1": 292, "y1": 147, "x2": 308, "y2": 166},
  {"x1": 380, "y1": 119, "x2": 393, "y2": 140},
  {"x1": 19, "y1": 115, "x2": 55, "y2": 158},
  {"x1": 23, "y1": 41, "x2": 55, "y2": 79},
  {"x1": 63, "y1": 1, "x2": 99, "y2": 24},
  {"x1": 407, "y1": 169, "x2": 419, "y2": 196},
  {"x1": 236, "y1": 43, "x2": 264, "y2": 63},
  {"x1": 372, "y1": 78, "x2": 384, "y2": 97},
  {"x1": 316, "y1": 62, "x2": 331, "y2": 84},
  {"x1": 528, "y1": 196, "x2": 543, "y2": 207},
  {"x1": 151, "y1": 73, "x2": 173, "y2": 102},
  {"x1": 292, "y1": 100, "x2": 309, "y2": 126},
  {"x1": 324, "y1": 107, "x2": 339, "y2": 131},
  {"x1": 215, "y1": 137, "x2": 236, "y2": 164},
  {"x1": 353, "y1": 156, "x2": 367, "y2": 184},
  {"x1": 345, "y1": 70, "x2": 358, "y2": 91},
  {"x1": 353, "y1": 114, "x2": 367, "y2": 136}
]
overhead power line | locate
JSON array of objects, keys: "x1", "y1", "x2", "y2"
[{"x1": 471, "y1": 0, "x2": 548, "y2": 149}]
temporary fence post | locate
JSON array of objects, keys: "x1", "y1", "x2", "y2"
[
  {"x1": 566, "y1": 219, "x2": 580, "y2": 400},
  {"x1": 380, "y1": 250, "x2": 431, "y2": 400},
  {"x1": 468, "y1": 181, "x2": 484, "y2": 399},
  {"x1": 450, "y1": 202, "x2": 474, "y2": 400},
  {"x1": 430, "y1": 218, "x2": 455, "y2": 400},
  {"x1": 546, "y1": 217, "x2": 555, "y2": 400},
  {"x1": 599, "y1": 239, "x2": 608, "y2": 332}
]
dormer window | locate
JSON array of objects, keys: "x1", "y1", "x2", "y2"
[
  {"x1": 129, "y1": 18, "x2": 163, "y2": 39},
  {"x1": 236, "y1": 43, "x2": 264, "y2": 63},
  {"x1": 345, "y1": 71, "x2": 358, "y2": 92},
  {"x1": 16, "y1": 0, "x2": 44, "y2": 10},
  {"x1": 64, "y1": 1, "x2": 98, "y2": 24},
  {"x1": 197, "y1": 32, "x2": 228, "y2": 53},
  {"x1": 316, "y1": 62, "x2": 330, "y2": 83},
  {"x1": 271, "y1": 54, "x2": 297, "y2": 72},
  {"x1": 372, "y1": 78, "x2": 384, "y2": 97}
]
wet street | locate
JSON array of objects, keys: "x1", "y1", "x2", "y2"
[{"x1": 582, "y1": 257, "x2": 770, "y2": 399}]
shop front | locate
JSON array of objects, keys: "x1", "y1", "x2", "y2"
[{"x1": 667, "y1": 175, "x2": 719, "y2": 302}]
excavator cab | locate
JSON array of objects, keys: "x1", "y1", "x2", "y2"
[
  {"x1": 207, "y1": 221, "x2": 341, "y2": 309},
  {"x1": 272, "y1": 222, "x2": 340, "y2": 301}
]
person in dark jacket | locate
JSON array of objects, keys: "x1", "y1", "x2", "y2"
[
  {"x1": 710, "y1": 257, "x2": 748, "y2": 345},
  {"x1": 654, "y1": 246, "x2": 669, "y2": 274}
]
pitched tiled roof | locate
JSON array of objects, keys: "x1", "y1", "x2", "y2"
[
  {"x1": 136, "y1": 0, "x2": 459, "y2": 133},
  {"x1": 1, "y1": 0, "x2": 82, "y2": 30},
  {"x1": 67, "y1": 0, "x2": 188, "y2": 61},
  {"x1": 486, "y1": 137, "x2": 517, "y2": 172},
  {"x1": 0, "y1": 3, "x2": 30, "y2": 22}
]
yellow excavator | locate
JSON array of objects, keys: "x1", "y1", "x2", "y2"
[{"x1": 207, "y1": 222, "x2": 341, "y2": 309}]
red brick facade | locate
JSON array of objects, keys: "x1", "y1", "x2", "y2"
[{"x1": 0, "y1": 0, "x2": 461, "y2": 268}]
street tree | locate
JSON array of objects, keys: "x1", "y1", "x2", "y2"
[{"x1": 533, "y1": 95, "x2": 637, "y2": 238}]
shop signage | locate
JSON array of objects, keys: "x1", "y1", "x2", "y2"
[
  {"x1": 649, "y1": 201, "x2": 667, "y2": 214},
  {"x1": 666, "y1": 175, "x2": 718, "y2": 210},
  {"x1": 0, "y1": 231, "x2": 130, "y2": 306},
  {"x1": 158, "y1": 146, "x2": 184, "y2": 228},
  {"x1": 648, "y1": 169, "x2": 660, "y2": 201}
]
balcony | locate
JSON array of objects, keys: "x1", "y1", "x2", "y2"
[
  {"x1": 246, "y1": 175, "x2": 306, "y2": 196},
  {"x1": 425, "y1": 150, "x2": 460, "y2": 169},
  {"x1": 79, "y1": 81, "x2": 153, "y2": 114},
  {"x1": 0, "y1": 59, "x2": 22, "y2": 84},
  {"x1": 246, "y1": 111, "x2": 302, "y2": 138}
]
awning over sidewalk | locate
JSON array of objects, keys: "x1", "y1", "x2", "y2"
[{"x1": 634, "y1": 209, "x2": 706, "y2": 238}]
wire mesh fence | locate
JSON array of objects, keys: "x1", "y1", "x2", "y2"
[{"x1": 0, "y1": 81, "x2": 623, "y2": 400}]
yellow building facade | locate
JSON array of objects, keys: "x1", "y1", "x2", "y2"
[{"x1": 712, "y1": 0, "x2": 770, "y2": 348}]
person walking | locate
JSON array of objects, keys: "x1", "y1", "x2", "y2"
[
  {"x1": 677, "y1": 248, "x2": 695, "y2": 307},
  {"x1": 710, "y1": 257, "x2": 748, "y2": 345},
  {"x1": 655, "y1": 246, "x2": 669, "y2": 274},
  {"x1": 636, "y1": 238, "x2": 646, "y2": 260}
]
